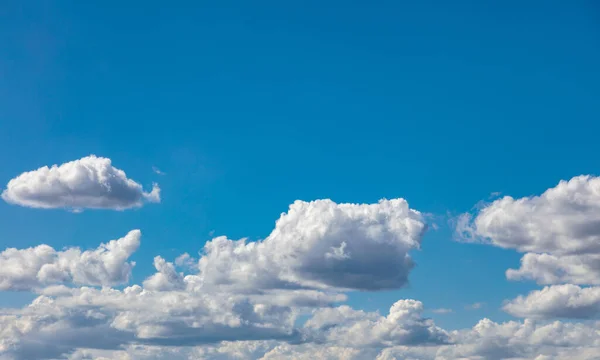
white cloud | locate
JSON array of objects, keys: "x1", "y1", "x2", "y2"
[
  {"x1": 197, "y1": 199, "x2": 426, "y2": 292},
  {"x1": 304, "y1": 300, "x2": 449, "y2": 347},
  {"x1": 4, "y1": 283, "x2": 600, "y2": 360},
  {"x1": 465, "y1": 302, "x2": 484, "y2": 310},
  {"x1": 262, "y1": 343, "x2": 375, "y2": 360},
  {"x1": 142, "y1": 256, "x2": 186, "y2": 291},
  {"x1": 504, "y1": 284, "x2": 600, "y2": 319},
  {"x1": 0, "y1": 230, "x2": 140, "y2": 291},
  {"x1": 438, "y1": 318, "x2": 600, "y2": 360},
  {"x1": 457, "y1": 175, "x2": 600, "y2": 287},
  {"x1": 4, "y1": 190, "x2": 600, "y2": 359},
  {"x1": 0, "y1": 286, "x2": 299, "y2": 359},
  {"x1": 152, "y1": 166, "x2": 166, "y2": 176},
  {"x1": 431, "y1": 308, "x2": 453, "y2": 314},
  {"x1": 2, "y1": 155, "x2": 160, "y2": 211},
  {"x1": 457, "y1": 175, "x2": 600, "y2": 255},
  {"x1": 506, "y1": 252, "x2": 600, "y2": 285}
]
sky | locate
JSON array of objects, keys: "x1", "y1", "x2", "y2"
[{"x1": 1, "y1": 1, "x2": 600, "y2": 359}]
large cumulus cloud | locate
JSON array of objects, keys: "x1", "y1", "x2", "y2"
[
  {"x1": 197, "y1": 199, "x2": 426, "y2": 292},
  {"x1": 2, "y1": 155, "x2": 160, "y2": 211}
]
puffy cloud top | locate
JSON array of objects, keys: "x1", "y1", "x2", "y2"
[
  {"x1": 2, "y1": 155, "x2": 160, "y2": 211},
  {"x1": 457, "y1": 175, "x2": 600, "y2": 287},
  {"x1": 198, "y1": 199, "x2": 426, "y2": 291},
  {"x1": 304, "y1": 299, "x2": 449, "y2": 347},
  {"x1": 504, "y1": 285, "x2": 600, "y2": 319},
  {"x1": 0, "y1": 230, "x2": 141, "y2": 291},
  {"x1": 457, "y1": 175, "x2": 600, "y2": 255}
]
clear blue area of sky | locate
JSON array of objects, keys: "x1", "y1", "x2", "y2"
[{"x1": 1, "y1": 0, "x2": 599, "y2": 329}]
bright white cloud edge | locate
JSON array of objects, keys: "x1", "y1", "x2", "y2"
[{"x1": 2, "y1": 155, "x2": 160, "y2": 211}]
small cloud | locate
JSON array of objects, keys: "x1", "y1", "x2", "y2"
[
  {"x1": 2, "y1": 155, "x2": 160, "y2": 211},
  {"x1": 466, "y1": 302, "x2": 485, "y2": 310},
  {"x1": 431, "y1": 308, "x2": 453, "y2": 314},
  {"x1": 152, "y1": 166, "x2": 166, "y2": 175}
]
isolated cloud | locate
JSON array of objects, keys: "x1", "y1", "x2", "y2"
[
  {"x1": 504, "y1": 285, "x2": 600, "y2": 319},
  {"x1": 197, "y1": 198, "x2": 426, "y2": 292},
  {"x1": 457, "y1": 175, "x2": 600, "y2": 287},
  {"x1": 0, "y1": 230, "x2": 140, "y2": 291},
  {"x1": 2, "y1": 155, "x2": 160, "y2": 210}
]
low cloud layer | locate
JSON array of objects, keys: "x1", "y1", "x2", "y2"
[
  {"x1": 2, "y1": 155, "x2": 160, "y2": 211},
  {"x1": 2, "y1": 190, "x2": 600, "y2": 359}
]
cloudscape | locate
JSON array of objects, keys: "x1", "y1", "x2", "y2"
[{"x1": 1, "y1": 1, "x2": 599, "y2": 359}]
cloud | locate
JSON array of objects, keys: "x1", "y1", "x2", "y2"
[
  {"x1": 2, "y1": 155, "x2": 160, "y2": 211},
  {"x1": 0, "y1": 286, "x2": 299, "y2": 359},
  {"x1": 457, "y1": 175, "x2": 600, "y2": 255},
  {"x1": 431, "y1": 308, "x2": 453, "y2": 314},
  {"x1": 4, "y1": 190, "x2": 600, "y2": 359},
  {"x1": 504, "y1": 284, "x2": 600, "y2": 319},
  {"x1": 142, "y1": 256, "x2": 186, "y2": 291},
  {"x1": 457, "y1": 175, "x2": 600, "y2": 287},
  {"x1": 197, "y1": 199, "x2": 427, "y2": 292},
  {"x1": 465, "y1": 302, "x2": 484, "y2": 310},
  {"x1": 506, "y1": 253, "x2": 600, "y2": 285},
  {"x1": 304, "y1": 300, "x2": 449, "y2": 347},
  {"x1": 0, "y1": 290, "x2": 447, "y2": 359},
  {"x1": 0, "y1": 230, "x2": 140, "y2": 291},
  {"x1": 261, "y1": 344, "x2": 375, "y2": 360},
  {"x1": 152, "y1": 166, "x2": 166, "y2": 176},
  {"x1": 437, "y1": 318, "x2": 600, "y2": 360}
]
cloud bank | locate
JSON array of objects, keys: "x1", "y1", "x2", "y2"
[{"x1": 2, "y1": 184, "x2": 600, "y2": 359}]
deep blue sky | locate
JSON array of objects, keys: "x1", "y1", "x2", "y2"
[{"x1": 1, "y1": 0, "x2": 599, "y2": 329}]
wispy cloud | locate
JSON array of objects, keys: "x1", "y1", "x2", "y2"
[
  {"x1": 466, "y1": 302, "x2": 485, "y2": 310},
  {"x1": 152, "y1": 166, "x2": 166, "y2": 175},
  {"x1": 431, "y1": 308, "x2": 453, "y2": 314}
]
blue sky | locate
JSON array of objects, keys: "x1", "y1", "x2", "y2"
[{"x1": 1, "y1": 1, "x2": 600, "y2": 359}]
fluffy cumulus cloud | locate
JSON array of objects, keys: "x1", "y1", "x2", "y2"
[
  {"x1": 0, "y1": 288, "x2": 448, "y2": 359},
  {"x1": 506, "y1": 253, "x2": 600, "y2": 285},
  {"x1": 504, "y1": 284, "x2": 600, "y2": 319},
  {"x1": 457, "y1": 175, "x2": 600, "y2": 287},
  {"x1": 2, "y1": 155, "x2": 160, "y2": 211},
  {"x1": 0, "y1": 286, "x2": 300, "y2": 360},
  {"x1": 303, "y1": 300, "x2": 449, "y2": 347},
  {"x1": 197, "y1": 198, "x2": 426, "y2": 292},
  {"x1": 6, "y1": 193, "x2": 600, "y2": 359},
  {"x1": 0, "y1": 230, "x2": 140, "y2": 291},
  {"x1": 437, "y1": 318, "x2": 600, "y2": 360}
]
